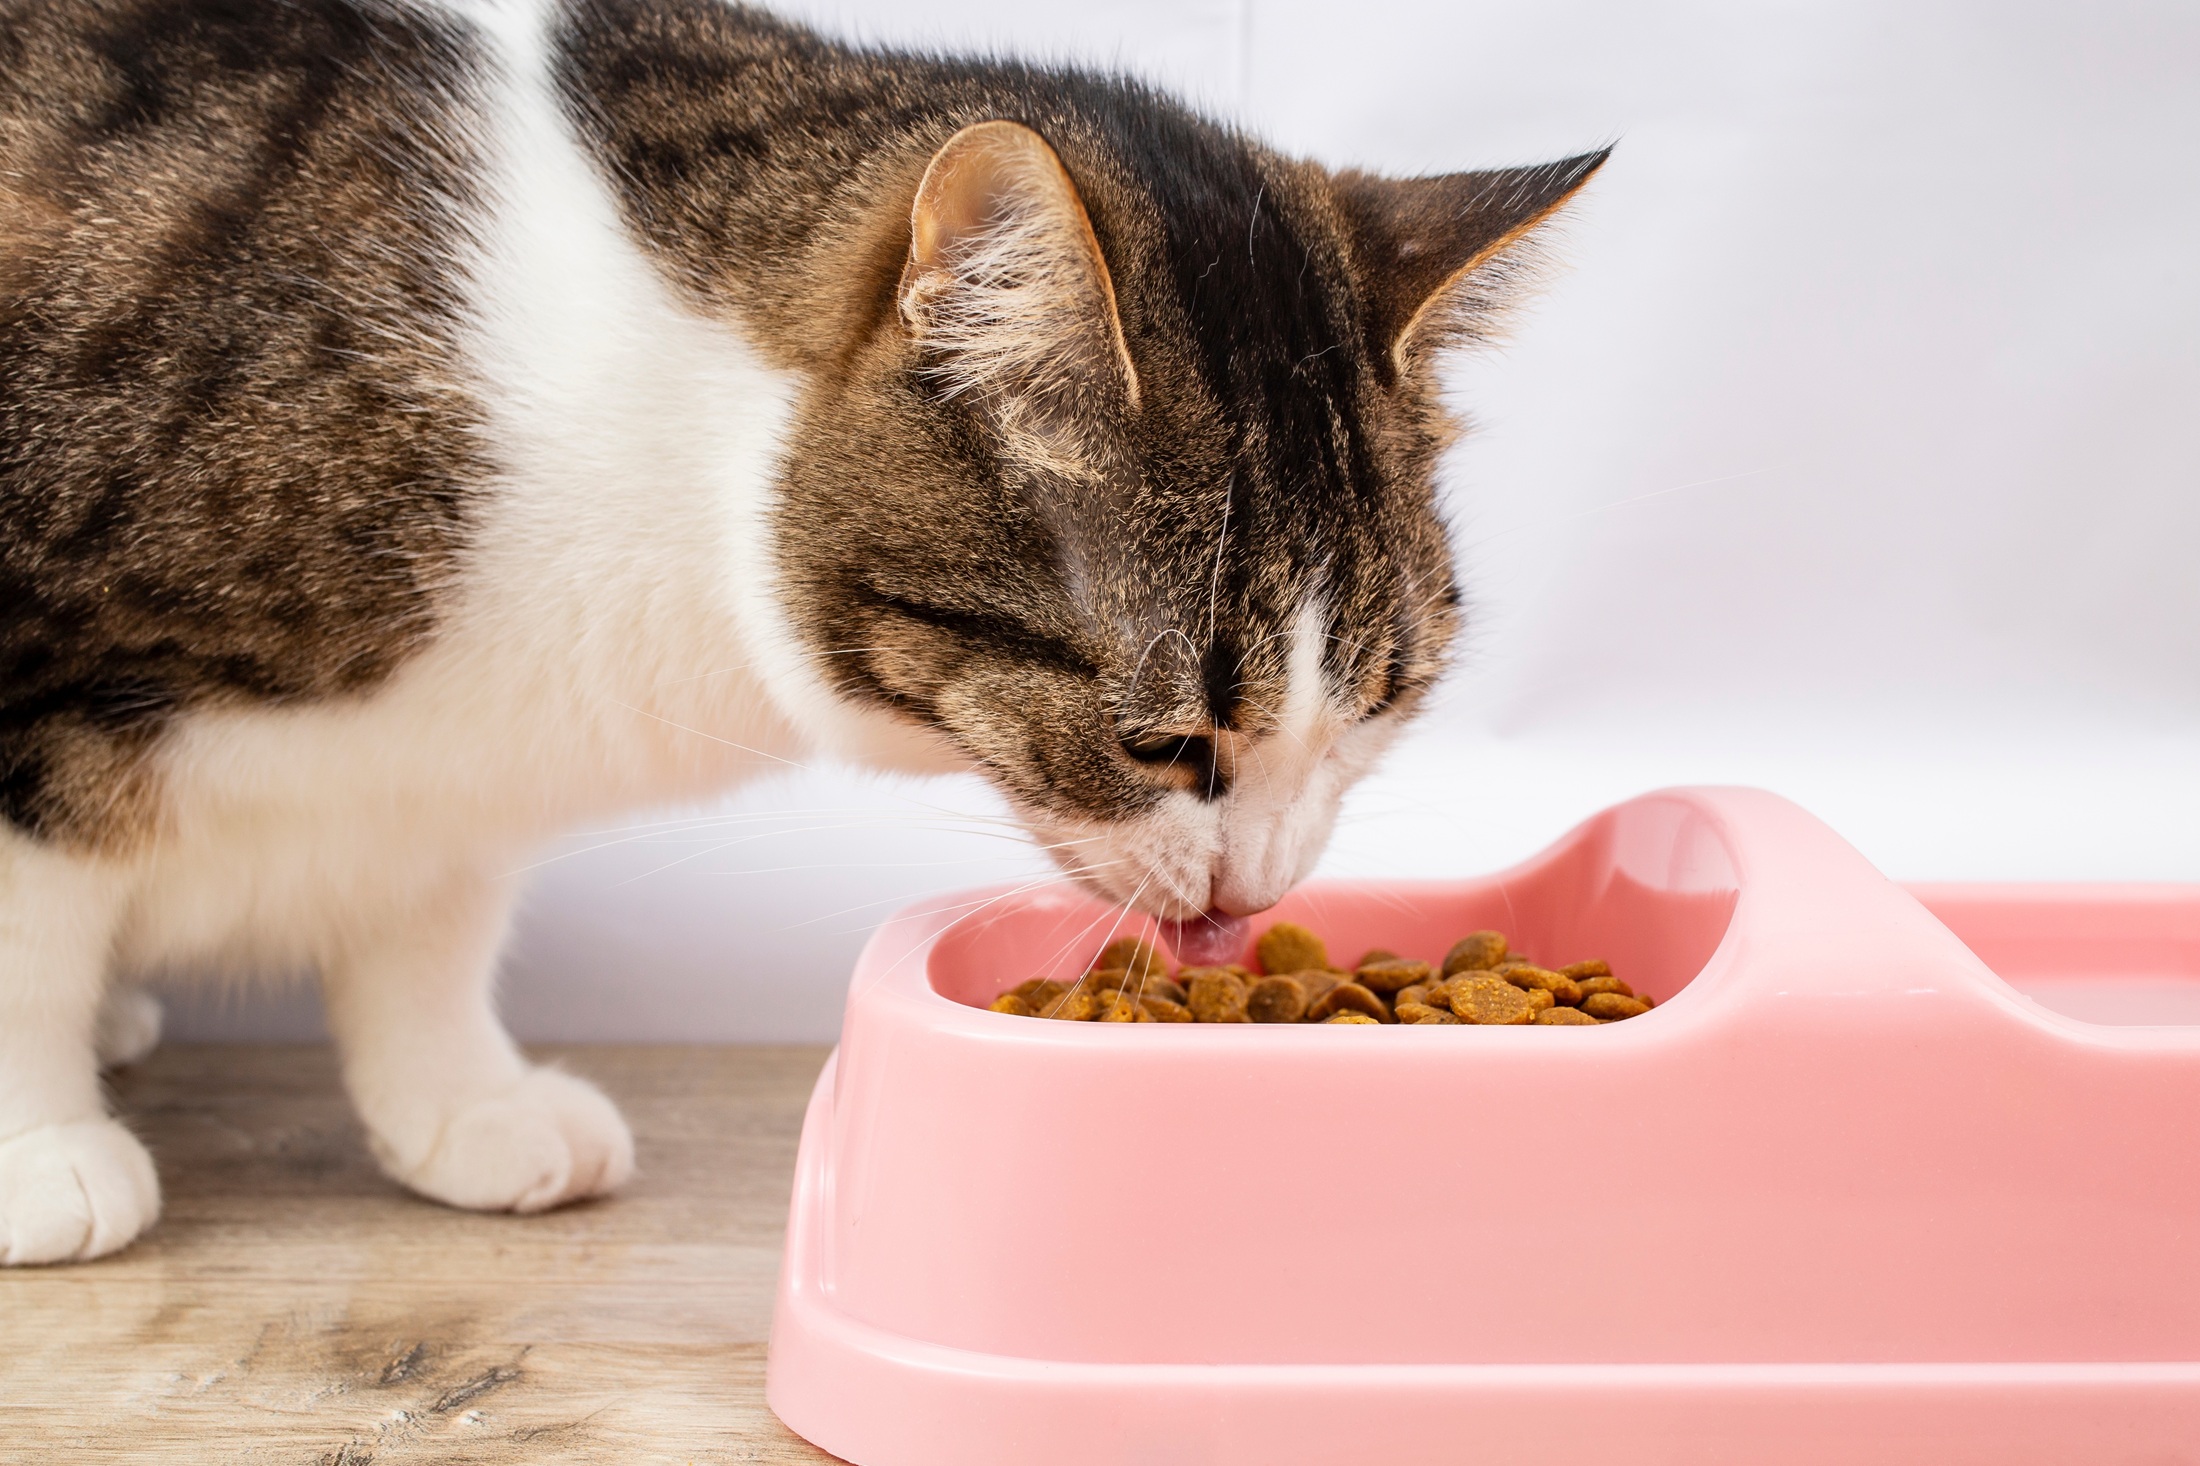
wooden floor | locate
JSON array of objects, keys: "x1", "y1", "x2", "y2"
[{"x1": 0, "y1": 1045, "x2": 843, "y2": 1464}]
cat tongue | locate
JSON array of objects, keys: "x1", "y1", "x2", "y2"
[{"x1": 1159, "y1": 911, "x2": 1250, "y2": 968}]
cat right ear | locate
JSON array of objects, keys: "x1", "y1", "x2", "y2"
[
  {"x1": 898, "y1": 121, "x2": 1141, "y2": 432},
  {"x1": 1332, "y1": 148, "x2": 1609, "y2": 387}
]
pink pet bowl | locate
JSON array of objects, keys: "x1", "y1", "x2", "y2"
[{"x1": 766, "y1": 787, "x2": 2200, "y2": 1464}]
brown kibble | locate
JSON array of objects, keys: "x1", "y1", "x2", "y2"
[
  {"x1": 1446, "y1": 974, "x2": 1537, "y2": 1025},
  {"x1": 1442, "y1": 931, "x2": 1509, "y2": 975},
  {"x1": 1500, "y1": 964, "x2": 1583, "y2": 1007},
  {"x1": 1256, "y1": 921, "x2": 1328, "y2": 975},
  {"x1": 991, "y1": 932, "x2": 1656, "y2": 1030},
  {"x1": 1089, "y1": 968, "x2": 1187, "y2": 1006},
  {"x1": 1044, "y1": 988, "x2": 1101, "y2": 1021},
  {"x1": 1247, "y1": 974, "x2": 1309, "y2": 1024},
  {"x1": 1096, "y1": 992, "x2": 1146, "y2": 1022},
  {"x1": 1308, "y1": 981, "x2": 1391, "y2": 1023},
  {"x1": 1141, "y1": 975, "x2": 1189, "y2": 1005},
  {"x1": 1296, "y1": 969, "x2": 1342, "y2": 1007},
  {"x1": 1094, "y1": 936, "x2": 1167, "y2": 981},
  {"x1": 1355, "y1": 958, "x2": 1433, "y2": 994},
  {"x1": 1019, "y1": 979, "x2": 1070, "y2": 1012},
  {"x1": 1184, "y1": 967, "x2": 1250, "y2": 1023}
]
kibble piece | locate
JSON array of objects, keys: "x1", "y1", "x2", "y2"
[
  {"x1": 1247, "y1": 974, "x2": 1310, "y2": 1024},
  {"x1": 1138, "y1": 974, "x2": 1189, "y2": 1005},
  {"x1": 988, "y1": 992, "x2": 1036, "y2": 1016},
  {"x1": 1576, "y1": 975, "x2": 1634, "y2": 1002},
  {"x1": 1534, "y1": 1006, "x2": 1601, "y2": 1026},
  {"x1": 1019, "y1": 979, "x2": 1070, "y2": 1012},
  {"x1": 1394, "y1": 983, "x2": 1433, "y2": 1010},
  {"x1": 1308, "y1": 981, "x2": 1391, "y2": 1023},
  {"x1": 1559, "y1": 959, "x2": 1612, "y2": 980},
  {"x1": 1096, "y1": 992, "x2": 1146, "y2": 1022},
  {"x1": 1184, "y1": 967, "x2": 1251, "y2": 1023},
  {"x1": 1581, "y1": 992, "x2": 1651, "y2": 1021},
  {"x1": 1256, "y1": 921, "x2": 1328, "y2": 976},
  {"x1": 1356, "y1": 948, "x2": 1401, "y2": 968},
  {"x1": 1140, "y1": 996, "x2": 1193, "y2": 1022},
  {"x1": 1095, "y1": 936, "x2": 1167, "y2": 981},
  {"x1": 1297, "y1": 970, "x2": 1342, "y2": 1007},
  {"x1": 1086, "y1": 967, "x2": 1132, "y2": 992},
  {"x1": 1323, "y1": 1011, "x2": 1380, "y2": 1025},
  {"x1": 1442, "y1": 931, "x2": 1509, "y2": 975},
  {"x1": 1499, "y1": 964, "x2": 1583, "y2": 1007},
  {"x1": 1044, "y1": 987, "x2": 1102, "y2": 1021},
  {"x1": 1523, "y1": 987, "x2": 1555, "y2": 1013},
  {"x1": 1394, "y1": 1001, "x2": 1462, "y2": 1025},
  {"x1": 1089, "y1": 969, "x2": 1187, "y2": 1006},
  {"x1": 1355, "y1": 958, "x2": 1433, "y2": 994},
  {"x1": 1446, "y1": 974, "x2": 1537, "y2": 1025}
]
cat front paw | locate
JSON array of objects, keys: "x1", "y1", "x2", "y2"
[
  {"x1": 0, "y1": 1118, "x2": 162, "y2": 1265},
  {"x1": 376, "y1": 1067, "x2": 635, "y2": 1214}
]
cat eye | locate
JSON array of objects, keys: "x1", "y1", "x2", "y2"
[{"x1": 1121, "y1": 733, "x2": 1211, "y2": 767}]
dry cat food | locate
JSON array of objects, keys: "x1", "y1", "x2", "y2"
[{"x1": 986, "y1": 923, "x2": 1654, "y2": 1026}]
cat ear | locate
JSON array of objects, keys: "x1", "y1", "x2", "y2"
[
  {"x1": 1332, "y1": 148, "x2": 1609, "y2": 384},
  {"x1": 898, "y1": 120, "x2": 1141, "y2": 431}
]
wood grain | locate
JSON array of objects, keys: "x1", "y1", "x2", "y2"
[{"x1": 0, "y1": 1045, "x2": 843, "y2": 1464}]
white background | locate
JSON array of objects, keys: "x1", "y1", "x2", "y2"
[{"x1": 170, "y1": 0, "x2": 2200, "y2": 1042}]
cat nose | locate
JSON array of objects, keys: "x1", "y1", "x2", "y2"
[{"x1": 1207, "y1": 854, "x2": 1286, "y2": 918}]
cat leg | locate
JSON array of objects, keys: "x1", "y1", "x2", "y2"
[
  {"x1": 322, "y1": 872, "x2": 633, "y2": 1213},
  {"x1": 0, "y1": 837, "x2": 161, "y2": 1265},
  {"x1": 94, "y1": 982, "x2": 164, "y2": 1069}
]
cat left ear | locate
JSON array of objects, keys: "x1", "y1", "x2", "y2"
[
  {"x1": 1332, "y1": 148, "x2": 1609, "y2": 386},
  {"x1": 898, "y1": 120, "x2": 1141, "y2": 422}
]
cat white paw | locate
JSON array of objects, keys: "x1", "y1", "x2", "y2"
[
  {"x1": 0, "y1": 1118, "x2": 162, "y2": 1265},
  {"x1": 377, "y1": 1067, "x2": 635, "y2": 1214},
  {"x1": 95, "y1": 984, "x2": 164, "y2": 1069}
]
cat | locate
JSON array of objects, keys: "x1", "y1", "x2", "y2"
[{"x1": 0, "y1": 0, "x2": 1602, "y2": 1264}]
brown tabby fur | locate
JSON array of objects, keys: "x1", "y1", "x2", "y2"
[
  {"x1": 3, "y1": 0, "x2": 1604, "y2": 848},
  {"x1": 0, "y1": 0, "x2": 490, "y2": 847},
  {"x1": 558, "y1": 0, "x2": 1602, "y2": 823}
]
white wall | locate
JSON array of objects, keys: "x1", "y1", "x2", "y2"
[{"x1": 165, "y1": 0, "x2": 2200, "y2": 1041}]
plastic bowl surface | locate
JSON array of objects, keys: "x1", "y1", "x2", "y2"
[{"x1": 767, "y1": 787, "x2": 2200, "y2": 1464}]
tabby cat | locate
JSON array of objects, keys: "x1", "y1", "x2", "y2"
[{"x1": 0, "y1": 0, "x2": 1602, "y2": 1262}]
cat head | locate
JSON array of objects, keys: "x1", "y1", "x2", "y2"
[{"x1": 768, "y1": 102, "x2": 1603, "y2": 926}]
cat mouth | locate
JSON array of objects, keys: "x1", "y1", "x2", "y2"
[
  {"x1": 1047, "y1": 846, "x2": 1257, "y2": 963},
  {"x1": 1157, "y1": 912, "x2": 1251, "y2": 966}
]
